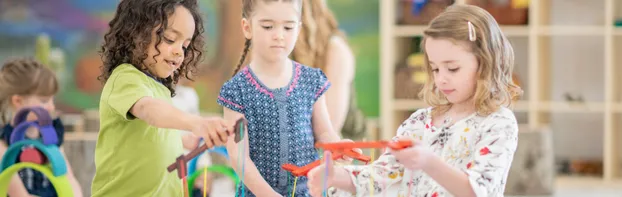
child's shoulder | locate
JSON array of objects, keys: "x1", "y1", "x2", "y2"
[
  {"x1": 107, "y1": 63, "x2": 149, "y2": 82},
  {"x1": 486, "y1": 106, "x2": 516, "y2": 121},
  {"x1": 295, "y1": 61, "x2": 325, "y2": 77},
  {"x1": 479, "y1": 106, "x2": 518, "y2": 129},
  {"x1": 410, "y1": 107, "x2": 432, "y2": 118}
]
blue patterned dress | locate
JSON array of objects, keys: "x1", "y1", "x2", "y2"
[{"x1": 217, "y1": 61, "x2": 331, "y2": 197}]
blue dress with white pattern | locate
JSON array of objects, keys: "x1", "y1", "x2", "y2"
[{"x1": 217, "y1": 61, "x2": 331, "y2": 197}]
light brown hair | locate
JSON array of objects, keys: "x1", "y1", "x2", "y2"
[
  {"x1": 0, "y1": 58, "x2": 59, "y2": 125},
  {"x1": 419, "y1": 4, "x2": 522, "y2": 116},
  {"x1": 290, "y1": 0, "x2": 345, "y2": 69},
  {"x1": 233, "y1": 0, "x2": 303, "y2": 77}
]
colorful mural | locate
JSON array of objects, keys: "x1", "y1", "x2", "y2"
[{"x1": 0, "y1": 0, "x2": 380, "y2": 116}]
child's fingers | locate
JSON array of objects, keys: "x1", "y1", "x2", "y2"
[
  {"x1": 210, "y1": 128, "x2": 225, "y2": 146},
  {"x1": 221, "y1": 119, "x2": 235, "y2": 135},
  {"x1": 204, "y1": 130, "x2": 215, "y2": 148},
  {"x1": 215, "y1": 125, "x2": 228, "y2": 145}
]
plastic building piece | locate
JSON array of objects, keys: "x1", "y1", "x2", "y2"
[
  {"x1": 0, "y1": 163, "x2": 73, "y2": 197},
  {"x1": 282, "y1": 151, "x2": 348, "y2": 177},
  {"x1": 187, "y1": 146, "x2": 229, "y2": 176},
  {"x1": 20, "y1": 147, "x2": 46, "y2": 165},
  {"x1": 12, "y1": 107, "x2": 53, "y2": 127},
  {"x1": 1, "y1": 140, "x2": 67, "y2": 177},
  {"x1": 187, "y1": 165, "x2": 240, "y2": 197},
  {"x1": 10, "y1": 121, "x2": 58, "y2": 146},
  {"x1": 167, "y1": 118, "x2": 247, "y2": 178},
  {"x1": 282, "y1": 140, "x2": 414, "y2": 177},
  {"x1": 316, "y1": 140, "x2": 413, "y2": 151}
]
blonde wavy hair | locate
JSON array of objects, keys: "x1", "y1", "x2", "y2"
[
  {"x1": 290, "y1": 0, "x2": 344, "y2": 69},
  {"x1": 419, "y1": 4, "x2": 523, "y2": 116}
]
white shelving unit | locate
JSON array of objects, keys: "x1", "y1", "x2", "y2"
[{"x1": 380, "y1": 0, "x2": 622, "y2": 181}]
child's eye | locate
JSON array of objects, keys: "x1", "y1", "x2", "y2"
[
  {"x1": 431, "y1": 68, "x2": 439, "y2": 73},
  {"x1": 163, "y1": 37, "x2": 175, "y2": 43},
  {"x1": 261, "y1": 25, "x2": 273, "y2": 30},
  {"x1": 284, "y1": 27, "x2": 293, "y2": 31},
  {"x1": 448, "y1": 68, "x2": 460, "y2": 72}
]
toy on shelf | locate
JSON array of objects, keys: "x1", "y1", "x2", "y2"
[
  {"x1": 399, "y1": 0, "x2": 454, "y2": 25},
  {"x1": 167, "y1": 118, "x2": 247, "y2": 197},
  {"x1": 282, "y1": 140, "x2": 414, "y2": 177},
  {"x1": 0, "y1": 107, "x2": 73, "y2": 197},
  {"x1": 466, "y1": 0, "x2": 528, "y2": 25}
]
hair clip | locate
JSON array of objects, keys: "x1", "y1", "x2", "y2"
[{"x1": 467, "y1": 21, "x2": 476, "y2": 41}]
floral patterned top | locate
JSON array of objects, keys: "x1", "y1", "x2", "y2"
[
  {"x1": 217, "y1": 61, "x2": 331, "y2": 197},
  {"x1": 328, "y1": 107, "x2": 519, "y2": 197}
]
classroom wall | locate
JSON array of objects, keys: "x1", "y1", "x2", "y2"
[{"x1": 0, "y1": 0, "x2": 381, "y2": 116}]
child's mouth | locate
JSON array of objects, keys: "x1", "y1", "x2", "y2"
[{"x1": 165, "y1": 60, "x2": 177, "y2": 68}]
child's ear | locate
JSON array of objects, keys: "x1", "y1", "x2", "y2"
[{"x1": 241, "y1": 18, "x2": 252, "y2": 40}]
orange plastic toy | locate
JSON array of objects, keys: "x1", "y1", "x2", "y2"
[{"x1": 281, "y1": 139, "x2": 414, "y2": 177}]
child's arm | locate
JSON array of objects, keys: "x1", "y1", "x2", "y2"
[
  {"x1": 312, "y1": 95, "x2": 341, "y2": 143},
  {"x1": 423, "y1": 118, "x2": 519, "y2": 197},
  {"x1": 222, "y1": 108, "x2": 282, "y2": 197},
  {"x1": 310, "y1": 150, "x2": 406, "y2": 196},
  {"x1": 309, "y1": 109, "x2": 430, "y2": 196},
  {"x1": 130, "y1": 97, "x2": 202, "y2": 131},
  {"x1": 0, "y1": 142, "x2": 31, "y2": 197},
  {"x1": 129, "y1": 97, "x2": 231, "y2": 146},
  {"x1": 59, "y1": 147, "x2": 83, "y2": 197}
]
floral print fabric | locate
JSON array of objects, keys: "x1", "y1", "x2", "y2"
[{"x1": 328, "y1": 107, "x2": 519, "y2": 197}]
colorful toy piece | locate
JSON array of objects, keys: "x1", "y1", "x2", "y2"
[
  {"x1": 0, "y1": 163, "x2": 72, "y2": 196},
  {"x1": 9, "y1": 107, "x2": 59, "y2": 146},
  {"x1": 187, "y1": 145, "x2": 229, "y2": 177},
  {"x1": 187, "y1": 165, "x2": 239, "y2": 197},
  {"x1": 282, "y1": 140, "x2": 414, "y2": 177},
  {"x1": 20, "y1": 147, "x2": 46, "y2": 164},
  {"x1": 316, "y1": 140, "x2": 413, "y2": 151},
  {"x1": 167, "y1": 117, "x2": 247, "y2": 197},
  {"x1": 0, "y1": 107, "x2": 73, "y2": 197}
]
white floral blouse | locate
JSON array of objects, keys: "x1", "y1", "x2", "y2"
[{"x1": 328, "y1": 107, "x2": 519, "y2": 197}]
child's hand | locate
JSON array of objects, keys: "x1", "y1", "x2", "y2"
[
  {"x1": 308, "y1": 151, "x2": 335, "y2": 197},
  {"x1": 181, "y1": 132, "x2": 201, "y2": 150},
  {"x1": 334, "y1": 139, "x2": 362, "y2": 164},
  {"x1": 191, "y1": 117, "x2": 233, "y2": 148},
  {"x1": 388, "y1": 136, "x2": 432, "y2": 171}
]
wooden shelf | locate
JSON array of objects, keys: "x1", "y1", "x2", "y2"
[
  {"x1": 612, "y1": 28, "x2": 622, "y2": 36},
  {"x1": 394, "y1": 25, "x2": 530, "y2": 37},
  {"x1": 538, "y1": 26, "x2": 606, "y2": 36},
  {"x1": 536, "y1": 101, "x2": 606, "y2": 113},
  {"x1": 65, "y1": 132, "x2": 98, "y2": 141},
  {"x1": 394, "y1": 25, "x2": 610, "y2": 37},
  {"x1": 381, "y1": 0, "x2": 622, "y2": 182}
]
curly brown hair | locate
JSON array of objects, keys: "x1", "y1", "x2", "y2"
[{"x1": 98, "y1": 0, "x2": 206, "y2": 97}]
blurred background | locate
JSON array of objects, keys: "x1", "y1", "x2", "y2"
[{"x1": 1, "y1": 0, "x2": 622, "y2": 196}]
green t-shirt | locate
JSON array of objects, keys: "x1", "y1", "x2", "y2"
[{"x1": 91, "y1": 63, "x2": 183, "y2": 197}]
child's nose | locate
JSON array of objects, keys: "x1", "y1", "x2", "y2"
[
  {"x1": 436, "y1": 72, "x2": 449, "y2": 84},
  {"x1": 273, "y1": 29, "x2": 284, "y2": 40},
  {"x1": 172, "y1": 45, "x2": 184, "y2": 57}
]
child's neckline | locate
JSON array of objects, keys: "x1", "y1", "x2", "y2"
[
  {"x1": 427, "y1": 107, "x2": 477, "y2": 130},
  {"x1": 246, "y1": 60, "x2": 297, "y2": 92}
]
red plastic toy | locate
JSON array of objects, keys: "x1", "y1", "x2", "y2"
[
  {"x1": 281, "y1": 139, "x2": 414, "y2": 177},
  {"x1": 19, "y1": 147, "x2": 46, "y2": 164}
]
